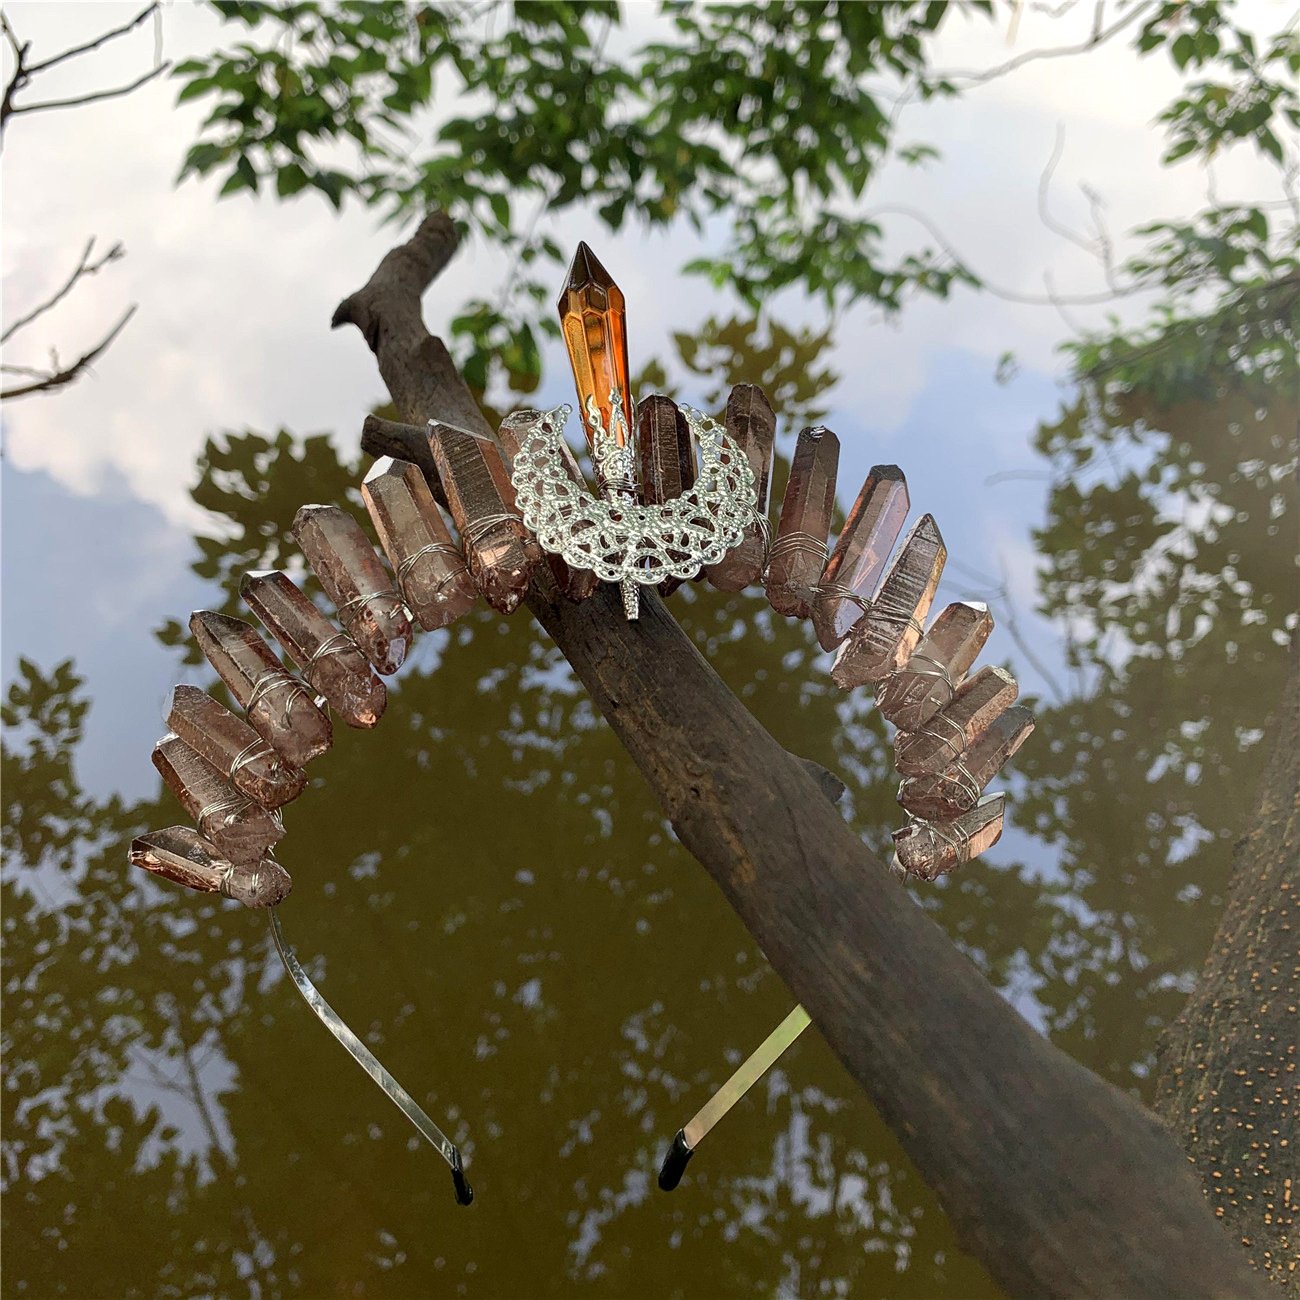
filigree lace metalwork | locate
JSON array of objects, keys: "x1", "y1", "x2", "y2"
[{"x1": 510, "y1": 403, "x2": 757, "y2": 593}]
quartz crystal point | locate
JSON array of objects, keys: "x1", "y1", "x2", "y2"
[
  {"x1": 830, "y1": 514, "x2": 947, "y2": 687},
  {"x1": 152, "y1": 732, "x2": 285, "y2": 863},
  {"x1": 894, "y1": 665, "x2": 1019, "y2": 777},
  {"x1": 897, "y1": 705, "x2": 1035, "y2": 820},
  {"x1": 240, "y1": 570, "x2": 387, "y2": 728},
  {"x1": 498, "y1": 412, "x2": 599, "y2": 602},
  {"x1": 293, "y1": 504, "x2": 411, "y2": 675},
  {"x1": 429, "y1": 421, "x2": 541, "y2": 615},
  {"x1": 189, "y1": 611, "x2": 332, "y2": 768},
  {"x1": 893, "y1": 794, "x2": 1006, "y2": 882},
  {"x1": 166, "y1": 684, "x2": 306, "y2": 810},
  {"x1": 130, "y1": 825, "x2": 291, "y2": 907},
  {"x1": 813, "y1": 465, "x2": 909, "y2": 650},
  {"x1": 766, "y1": 425, "x2": 840, "y2": 619},
  {"x1": 361, "y1": 456, "x2": 479, "y2": 630},
  {"x1": 705, "y1": 383, "x2": 776, "y2": 592},
  {"x1": 557, "y1": 242, "x2": 633, "y2": 455},
  {"x1": 638, "y1": 395, "x2": 699, "y2": 593},
  {"x1": 876, "y1": 601, "x2": 994, "y2": 732}
]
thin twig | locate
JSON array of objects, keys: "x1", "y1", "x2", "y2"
[
  {"x1": 1, "y1": 236, "x2": 124, "y2": 344},
  {"x1": 25, "y1": 1, "x2": 158, "y2": 75},
  {"x1": 939, "y1": 0, "x2": 1155, "y2": 84},
  {"x1": 0, "y1": 304, "x2": 136, "y2": 400},
  {"x1": 9, "y1": 62, "x2": 169, "y2": 119}
]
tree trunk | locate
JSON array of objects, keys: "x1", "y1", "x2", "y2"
[
  {"x1": 1154, "y1": 633, "x2": 1300, "y2": 1290},
  {"x1": 333, "y1": 209, "x2": 1267, "y2": 1300}
]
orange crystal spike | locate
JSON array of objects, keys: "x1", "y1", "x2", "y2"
[{"x1": 557, "y1": 242, "x2": 633, "y2": 452}]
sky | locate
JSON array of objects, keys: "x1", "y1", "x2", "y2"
[{"x1": 0, "y1": 0, "x2": 1285, "y2": 799}]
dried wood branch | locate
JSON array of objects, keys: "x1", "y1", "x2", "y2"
[
  {"x1": 337, "y1": 209, "x2": 1266, "y2": 1299},
  {"x1": 1, "y1": 236, "x2": 123, "y2": 345}
]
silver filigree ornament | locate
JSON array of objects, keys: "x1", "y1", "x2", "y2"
[{"x1": 510, "y1": 398, "x2": 758, "y2": 620}]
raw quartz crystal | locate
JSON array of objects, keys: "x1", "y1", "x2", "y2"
[
  {"x1": 498, "y1": 412, "x2": 599, "y2": 602},
  {"x1": 893, "y1": 794, "x2": 1006, "y2": 882},
  {"x1": 638, "y1": 395, "x2": 698, "y2": 593},
  {"x1": 813, "y1": 465, "x2": 909, "y2": 650},
  {"x1": 875, "y1": 601, "x2": 995, "y2": 732},
  {"x1": 240, "y1": 570, "x2": 387, "y2": 729},
  {"x1": 166, "y1": 684, "x2": 306, "y2": 810},
  {"x1": 830, "y1": 514, "x2": 946, "y2": 687},
  {"x1": 130, "y1": 825, "x2": 292, "y2": 908},
  {"x1": 894, "y1": 665, "x2": 1019, "y2": 777},
  {"x1": 557, "y1": 241, "x2": 633, "y2": 457},
  {"x1": 429, "y1": 421, "x2": 541, "y2": 615},
  {"x1": 705, "y1": 383, "x2": 776, "y2": 592},
  {"x1": 189, "y1": 611, "x2": 332, "y2": 768},
  {"x1": 292, "y1": 504, "x2": 411, "y2": 675},
  {"x1": 152, "y1": 732, "x2": 285, "y2": 864},
  {"x1": 361, "y1": 456, "x2": 479, "y2": 630},
  {"x1": 897, "y1": 705, "x2": 1035, "y2": 821},
  {"x1": 766, "y1": 425, "x2": 840, "y2": 619}
]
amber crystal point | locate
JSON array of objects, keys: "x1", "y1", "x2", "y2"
[
  {"x1": 166, "y1": 684, "x2": 306, "y2": 810},
  {"x1": 893, "y1": 794, "x2": 1006, "y2": 882},
  {"x1": 766, "y1": 425, "x2": 840, "y2": 620},
  {"x1": 240, "y1": 570, "x2": 387, "y2": 729},
  {"x1": 705, "y1": 383, "x2": 777, "y2": 592},
  {"x1": 557, "y1": 242, "x2": 632, "y2": 452},
  {"x1": 428, "y1": 421, "x2": 541, "y2": 614},
  {"x1": 152, "y1": 732, "x2": 285, "y2": 864},
  {"x1": 876, "y1": 601, "x2": 994, "y2": 732},
  {"x1": 293, "y1": 503, "x2": 412, "y2": 675},
  {"x1": 130, "y1": 826, "x2": 292, "y2": 908},
  {"x1": 897, "y1": 704, "x2": 1035, "y2": 821},
  {"x1": 189, "y1": 611, "x2": 333, "y2": 768},
  {"x1": 830, "y1": 514, "x2": 946, "y2": 687},
  {"x1": 813, "y1": 465, "x2": 910, "y2": 650},
  {"x1": 362, "y1": 456, "x2": 479, "y2": 629}
]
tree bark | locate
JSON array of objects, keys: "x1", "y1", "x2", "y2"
[
  {"x1": 1154, "y1": 633, "x2": 1300, "y2": 1289},
  {"x1": 334, "y1": 210, "x2": 1267, "y2": 1300}
]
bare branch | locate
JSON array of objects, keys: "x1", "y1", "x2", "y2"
[
  {"x1": 24, "y1": 1, "x2": 158, "y2": 75},
  {"x1": 939, "y1": 0, "x2": 1156, "y2": 85},
  {"x1": 1, "y1": 236, "x2": 124, "y2": 344},
  {"x1": 9, "y1": 62, "x2": 169, "y2": 120},
  {"x1": 0, "y1": 304, "x2": 136, "y2": 400}
]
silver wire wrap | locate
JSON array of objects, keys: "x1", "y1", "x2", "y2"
[
  {"x1": 510, "y1": 402, "x2": 757, "y2": 587},
  {"x1": 766, "y1": 531, "x2": 828, "y2": 573},
  {"x1": 396, "y1": 542, "x2": 465, "y2": 588},
  {"x1": 813, "y1": 577, "x2": 872, "y2": 619},
  {"x1": 267, "y1": 907, "x2": 464, "y2": 1175},
  {"x1": 247, "y1": 668, "x2": 305, "y2": 726},
  {"x1": 197, "y1": 790, "x2": 252, "y2": 829},
  {"x1": 228, "y1": 739, "x2": 273, "y2": 780},
  {"x1": 898, "y1": 757, "x2": 983, "y2": 814},
  {"x1": 337, "y1": 589, "x2": 406, "y2": 623},
  {"x1": 463, "y1": 511, "x2": 525, "y2": 547},
  {"x1": 913, "y1": 708, "x2": 970, "y2": 764},
  {"x1": 880, "y1": 650, "x2": 957, "y2": 712},
  {"x1": 866, "y1": 591, "x2": 926, "y2": 644},
  {"x1": 303, "y1": 632, "x2": 358, "y2": 689}
]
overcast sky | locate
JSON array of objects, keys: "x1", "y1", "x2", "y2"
[{"x1": 1, "y1": 0, "x2": 1283, "y2": 799}]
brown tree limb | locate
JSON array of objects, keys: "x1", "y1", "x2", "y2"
[
  {"x1": 338, "y1": 209, "x2": 1265, "y2": 1299},
  {"x1": 1154, "y1": 633, "x2": 1300, "y2": 1289},
  {"x1": 0, "y1": 304, "x2": 136, "y2": 401}
]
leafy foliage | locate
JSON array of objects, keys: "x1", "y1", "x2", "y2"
[{"x1": 174, "y1": 1, "x2": 989, "y2": 392}]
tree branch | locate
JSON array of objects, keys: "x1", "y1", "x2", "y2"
[
  {"x1": 337, "y1": 210, "x2": 1266, "y2": 1299},
  {"x1": 1154, "y1": 632, "x2": 1300, "y2": 1287},
  {"x1": 1, "y1": 236, "x2": 123, "y2": 345},
  {"x1": 25, "y1": 1, "x2": 158, "y2": 75},
  {"x1": 0, "y1": 304, "x2": 136, "y2": 400},
  {"x1": 7, "y1": 62, "x2": 169, "y2": 120}
]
